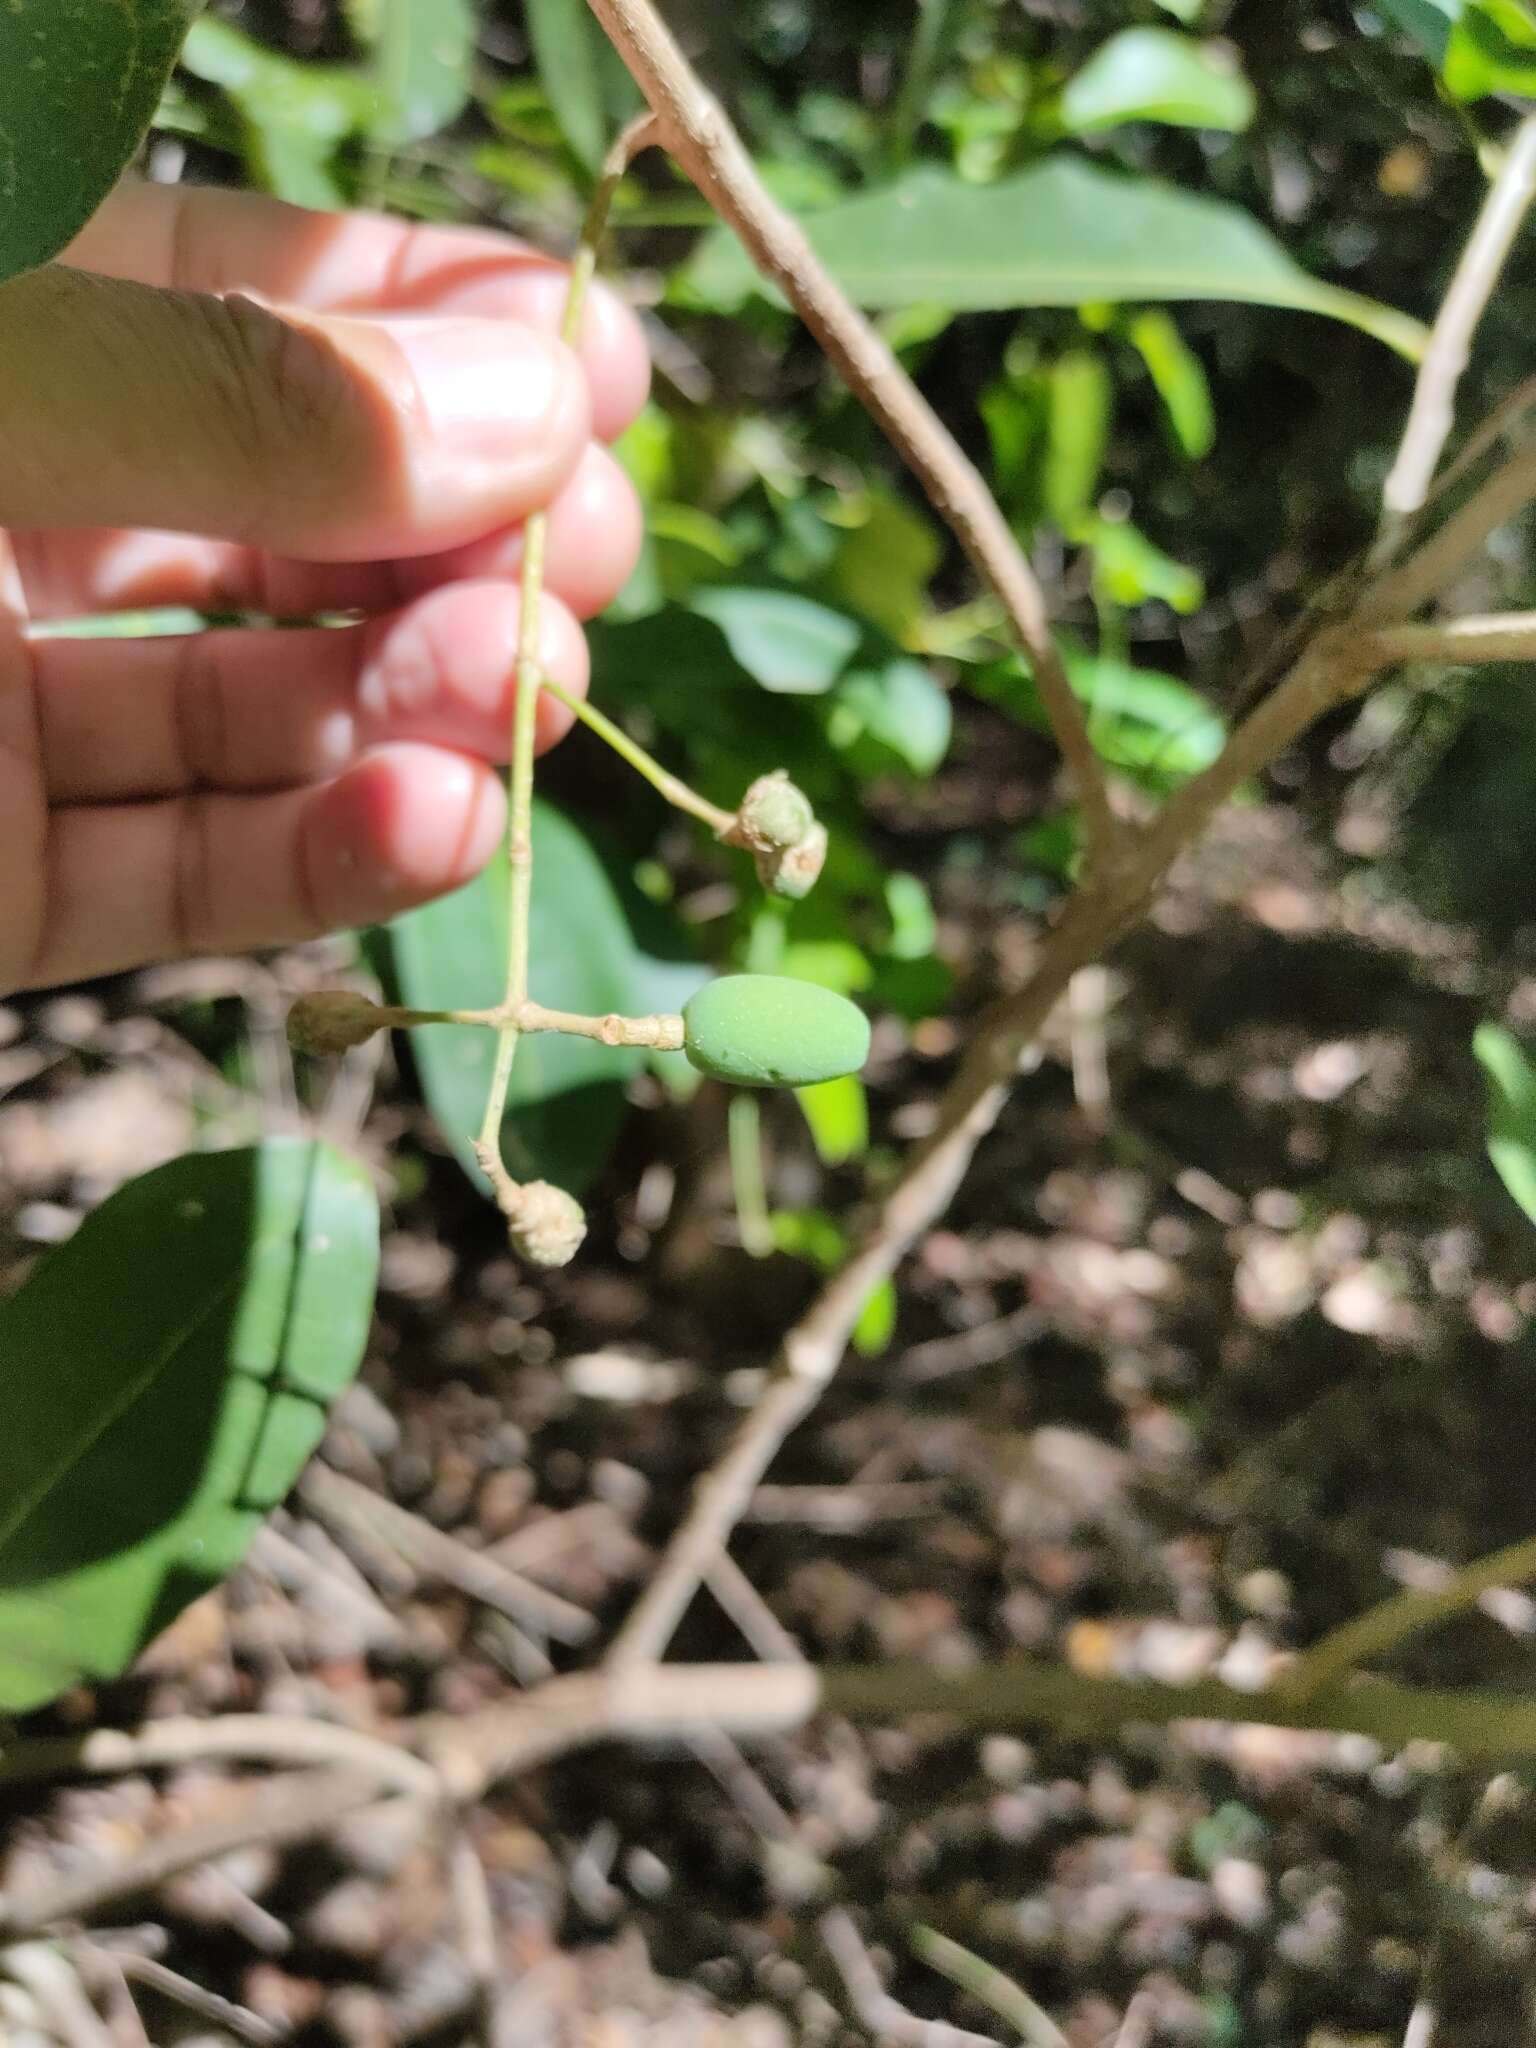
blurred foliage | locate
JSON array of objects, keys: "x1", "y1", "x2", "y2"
[{"x1": 150, "y1": 0, "x2": 1536, "y2": 1260}]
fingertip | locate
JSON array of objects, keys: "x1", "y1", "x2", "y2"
[
  {"x1": 432, "y1": 263, "x2": 651, "y2": 442},
  {"x1": 355, "y1": 580, "x2": 589, "y2": 756},
  {"x1": 306, "y1": 744, "x2": 506, "y2": 926},
  {"x1": 398, "y1": 444, "x2": 644, "y2": 620}
]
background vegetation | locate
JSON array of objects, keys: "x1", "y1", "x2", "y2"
[{"x1": 11, "y1": 2, "x2": 1536, "y2": 2042}]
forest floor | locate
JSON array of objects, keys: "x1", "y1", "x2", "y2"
[{"x1": 5, "y1": 728, "x2": 1536, "y2": 2048}]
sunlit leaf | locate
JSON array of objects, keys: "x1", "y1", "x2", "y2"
[
  {"x1": 797, "y1": 1074, "x2": 870, "y2": 1165},
  {"x1": 682, "y1": 157, "x2": 1427, "y2": 359},
  {"x1": 0, "y1": 1142, "x2": 378, "y2": 1712},
  {"x1": 1475, "y1": 1023, "x2": 1536, "y2": 1226},
  {"x1": 0, "y1": 0, "x2": 199, "y2": 281},
  {"x1": 1061, "y1": 27, "x2": 1254, "y2": 134},
  {"x1": 693, "y1": 588, "x2": 861, "y2": 694}
]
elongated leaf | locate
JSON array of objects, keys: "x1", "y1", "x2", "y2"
[
  {"x1": 0, "y1": 0, "x2": 201, "y2": 281},
  {"x1": 1474, "y1": 1023, "x2": 1536, "y2": 1226},
  {"x1": 377, "y1": 799, "x2": 702, "y2": 1195},
  {"x1": 1126, "y1": 309, "x2": 1216, "y2": 460},
  {"x1": 681, "y1": 157, "x2": 1427, "y2": 360},
  {"x1": 1060, "y1": 28, "x2": 1255, "y2": 134},
  {"x1": 525, "y1": 0, "x2": 607, "y2": 170},
  {"x1": 693, "y1": 588, "x2": 861, "y2": 694},
  {"x1": 0, "y1": 1141, "x2": 378, "y2": 1712},
  {"x1": 370, "y1": 0, "x2": 474, "y2": 145}
]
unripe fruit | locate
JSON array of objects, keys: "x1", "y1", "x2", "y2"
[{"x1": 682, "y1": 975, "x2": 871, "y2": 1089}]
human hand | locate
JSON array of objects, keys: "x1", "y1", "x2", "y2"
[{"x1": 0, "y1": 183, "x2": 650, "y2": 998}]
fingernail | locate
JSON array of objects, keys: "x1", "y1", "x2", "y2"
[{"x1": 384, "y1": 317, "x2": 579, "y2": 458}]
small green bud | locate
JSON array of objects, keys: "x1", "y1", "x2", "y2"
[
  {"x1": 505, "y1": 1180, "x2": 587, "y2": 1268},
  {"x1": 734, "y1": 771, "x2": 815, "y2": 854},
  {"x1": 682, "y1": 975, "x2": 871, "y2": 1089},
  {"x1": 726, "y1": 773, "x2": 826, "y2": 900},
  {"x1": 287, "y1": 991, "x2": 386, "y2": 1055},
  {"x1": 762, "y1": 820, "x2": 827, "y2": 901}
]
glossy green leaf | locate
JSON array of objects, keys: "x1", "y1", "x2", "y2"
[
  {"x1": 692, "y1": 588, "x2": 861, "y2": 694},
  {"x1": 525, "y1": 0, "x2": 608, "y2": 170},
  {"x1": 983, "y1": 648, "x2": 1225, "y2": 784},
  {"x1": 1126, "y1": 309, "x2": 1216, "y2": 459},
  {"x1": 0, "y1": 1141, "x2": 378, "y2": 1713},
  {"x1": 0, "y1": 0, "x2": 200, "y2": 281},
  {"x1": 1154, "y1": 0, "x2": 1206, "y2": 19},
  {"x1": 1060, "y1": 28, "x2": 1255, "y2": 135},
  {"x1": 1474, "y1": 1023, "x2": 1536, "y2": 1226},
  {"x1": 369, "y1": 0, "x2": 474, "y2": 145},
  {"x1": 682, "y1": 158, "x2": 1427, "y2": 360},
  {"x1": 378, "y1": 801, "x2": 645, "y2": 1196}
]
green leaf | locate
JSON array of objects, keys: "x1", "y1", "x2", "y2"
[
  {"x1": 1083, "y1": 514, "x2": 1205, "y2": 613},
  {"x1": 0, "y1": 0, "x2": 201, "y2": 281},
  {"x1": 682, "y1": 158, "x2": 1427, "y2": 360},
  {"x1": 1126, "y1": 309, "x2": 1216, "y2": 459},
  {"x1": 827, "y1": 491, "x2": 943, "y2": 640},
  {"x1": 1043, "y1": 350, "x2": 1113, "y2": 527},
  {"x1": 524, "y1": 0, "x2": 608, "y2": 171},
  {"x1": 1154, "y1": 0, "x2": 1206, "y2": 20},
  {"x1": 1474, "y1": 1023, "x2": 1536, "y2": 1225},
  {"x1": 369, "y1": 0, "x2": 474, "y2": 145},
  {"x1": 982, "y1": 648, "x2": 1225, "y2": 784},
  {"x1": 0, "y1": 1141, "x2": 378, "y2": 1713},
  {"x1": 1376, "y1": 0, "x2": 1457, "y2": 61},
  {"x1": 378, "y1": 800, "x2": 644, "y2": 1196},
  {"x1": 853, "y1": 1278, "x2": 898, "y2": 1357},
  {"x1": 180, "y1": 17, "x2": 373, "y2": 205},
  {"x1": 797, "y1": 1074, "x2": 870, "y2": 1165},
  {"x1": 1060, "y1": 28, "x2": 1255, "y2": 134},
  {"x1": 692, "y1": 588, "x2": 861, "y2": 694},
  {"x1": 831, "y1": 652, "x2": 953, "y2": 776},
  {"x1": 1444, "y1": 0, "x2": 1536, "y2": 99}
]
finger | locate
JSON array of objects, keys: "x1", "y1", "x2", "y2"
[
  {"x1": 26, "y1": 745, "x2": 507, "y2": 994},
  {"x1": 36, "y1": 582, "x2": 590, "y2": 803},
  {"x1": 14, "y1": 443, "x2": 643, "y2": 624},
  {"x1": 64, "y1": 182, "x2": 650, "y2": 442},
  {"x1": 0, "y1": 554, "x2": 47, "y2": 999},
  {"x1": 0, "y1": 265, "x2": 590, "y2": 557}
]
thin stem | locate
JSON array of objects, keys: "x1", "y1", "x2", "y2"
[
  {"x1": 477, "y1": 111, "x2": 661, "y2": 1198},
  {"x1": 1280, "y1": 1528, "x2": 1536, "y2": 1705},
  {"x1": 1380, "y1": 114, "x2": 1536, "y2": 550},
  {"x1": 387, "y1": 997, "x2": 684, "y2": 1048},
  {"x1": 728, "y1": 1091, "x2": 775, "y2": 1257},
  {"x1": 539, "y1": 671, "x2": 737, "y2": 835},
  {"x1": 583, "y1": 0, "x2": 1118, "y2": 866}
]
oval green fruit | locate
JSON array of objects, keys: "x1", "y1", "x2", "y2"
[{"x1": 683, "y1": 975, "x2": 871, "y2": 1089}]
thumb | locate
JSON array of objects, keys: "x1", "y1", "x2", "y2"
[{"x1": 0, "y1": 263, "x2": 591, "y2": 560}]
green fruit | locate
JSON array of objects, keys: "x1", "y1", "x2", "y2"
[{"x1": 683, "y1": 975, "x2": 871, "y2": 1089}]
